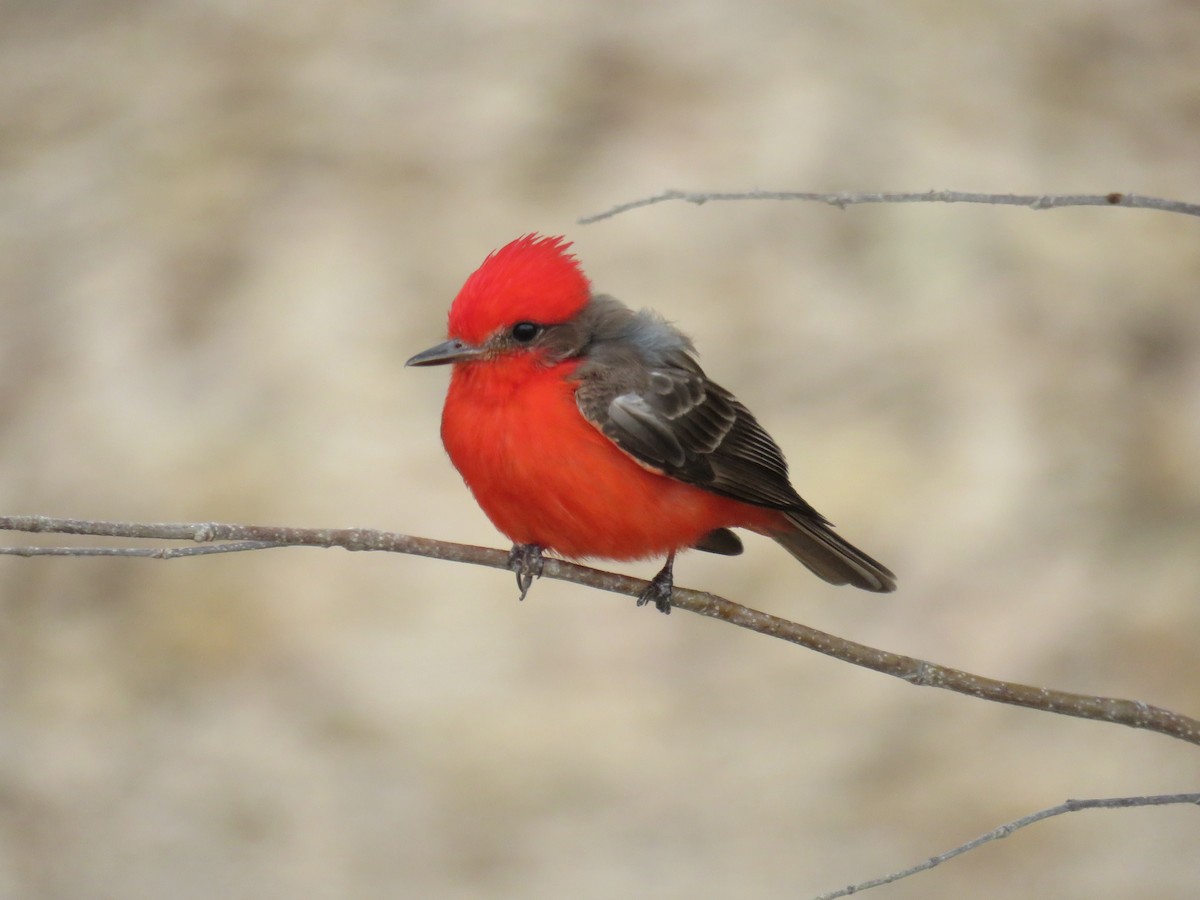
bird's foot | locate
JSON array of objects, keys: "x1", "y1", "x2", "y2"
[
  {"x1": 636, "y1": 553, "x2": 675, "y2": 615},
  {"x1": 508, "y1": 543, "x2": 545, "y2": 601}
]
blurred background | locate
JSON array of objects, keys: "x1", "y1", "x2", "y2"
[{"x1": 2, "y1": 1, "x2": 1198, "y2": 897}]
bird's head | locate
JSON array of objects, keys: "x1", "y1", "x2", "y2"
[{"x1": 406, "y1": 234, "x2": 591, "y2": 368}]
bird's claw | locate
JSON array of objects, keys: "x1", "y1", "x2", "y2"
[
  {"x1": 636, "y1": 565, "x2": 674, "y2": 615},
  {"x1": 508, "y1": 543, "x2": 545, "y2": 601}
]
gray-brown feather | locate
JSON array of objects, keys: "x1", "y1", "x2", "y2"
[
  {"x1": 534, "y1": 294, "x2": 895, "y2": 591},
  {"x1": 567, "y1": 296, "x2": 822, "y2": 518}
]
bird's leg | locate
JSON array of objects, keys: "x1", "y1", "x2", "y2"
[
  {"x1": 508, "y1": 543, "x2": 545, "y2": 601},
  {"x1": 637, "y1": 551, "x2": 676, "y2": 615}
]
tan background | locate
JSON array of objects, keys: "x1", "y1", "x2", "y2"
[{"x1": 2, "y1": 2, "x2": 1199, "y2": 897}]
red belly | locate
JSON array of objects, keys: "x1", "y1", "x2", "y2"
[{"x1": 440, "y1": 359, "x2": 776, "y2": 560}]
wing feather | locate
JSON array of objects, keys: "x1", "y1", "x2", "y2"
[
  {"x1": 575, "y1": 345, "x2": 820, "y2": 518},
  {"x1": 567, "y1": 296, "x2": 894, "y2": 591}
]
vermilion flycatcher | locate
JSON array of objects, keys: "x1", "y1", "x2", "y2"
[{"x1": 407, "y1": 234, "x2": 895, "y2": 612}]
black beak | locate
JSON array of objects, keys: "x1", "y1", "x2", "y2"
[{"x1": 405, "y1": 338, "x2": 484, "y2": 367}]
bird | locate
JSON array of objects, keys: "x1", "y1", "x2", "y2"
[{"x1": 406, "y1": 234, "x2": 895, "y2": 613}]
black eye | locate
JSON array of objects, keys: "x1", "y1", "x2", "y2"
[{"x1": 511, "y1": 322, "x2": 542, "y2": 343}]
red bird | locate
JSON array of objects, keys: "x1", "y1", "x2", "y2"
[{"x1": 407, "y1": 235, "x2": 895, "y2": 612}]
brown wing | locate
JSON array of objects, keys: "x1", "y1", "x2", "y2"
[
  {"x1": 564, "y1": 296, "x2": 896, "y2": 592},
  {"x1": 573, "y1": 348, "x2": 825, "y2": 521}
]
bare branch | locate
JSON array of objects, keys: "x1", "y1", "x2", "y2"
[
  {"x1": 577, "y1": 189, "x2": 1200, "y2": 224},
  {"x1": 814, "y1": 792, "x2": 1200, "y2": 900},
  {"x1": 2, "y1": 515, "x2": 1198, "y2": 746},
  {"x1": 4, "y1": 541, "x2": 282, "y2": 559}
]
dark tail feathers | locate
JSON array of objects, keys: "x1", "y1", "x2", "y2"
[{"x1": 770, "y1": 513, "x2": 896, "y2": 593}]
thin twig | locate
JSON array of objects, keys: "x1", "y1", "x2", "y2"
[
  {"x1": 577, "y1": 189, "x2": 1200, "y2": 224},
  {"x1": 813, "y1": 792, "x2": 1200, "y2": 900},
  {"x1": 2, "y1": 515, "x2": 1198, "y2": 746}
]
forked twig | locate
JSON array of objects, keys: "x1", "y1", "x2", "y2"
[{"x1": 814, "y1": 793, "x2": 1200, "y2": 899}]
